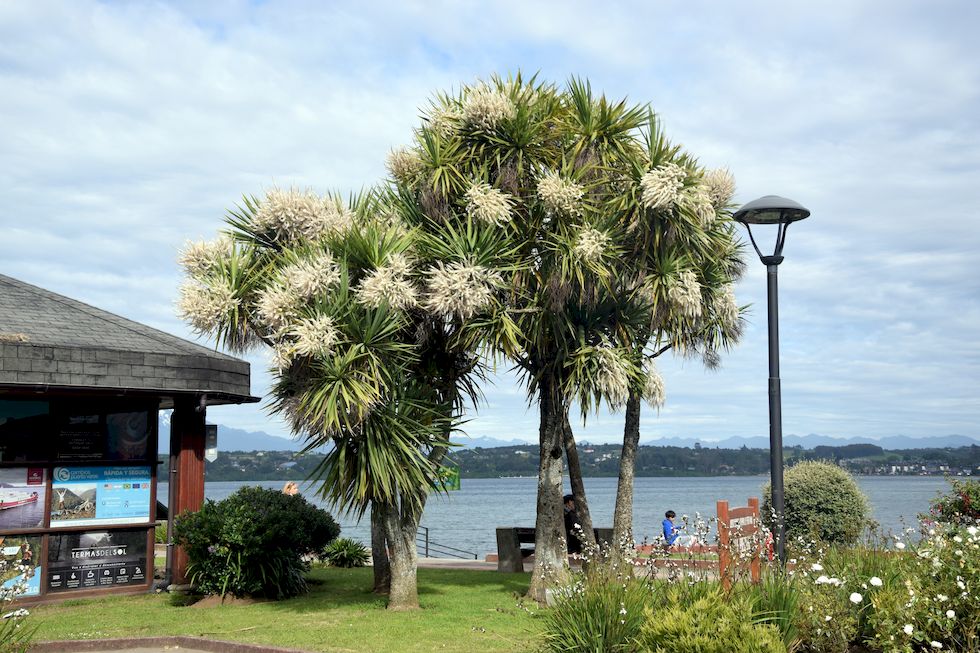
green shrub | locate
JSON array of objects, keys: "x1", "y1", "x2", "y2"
[
  {"x1": 739, "y1": 571, "x2": 801, "y2": 651},
  {"x1": 543, "y1": 575, "x2": 655, "y2": 653},
  {"x1": 323, "y1": 538, "x2": 369, "y2": 568},
  {"x1": 155, "y1": 522, "x2": 167, "y2": 544},
  {"x1": 925, "y1": 478, "x2": 980, "y2": 526},
  {"x1": 638, "y1": 589, "x2": 787, "y2": 653},
  {"x1": 175, "y1": 486, "x2": 340, "y2": 599},
  {"x1": 763, "y1": 461, "x2": 869, "y2": 545}
]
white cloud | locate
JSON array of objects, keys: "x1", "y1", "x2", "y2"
[{"x1": 1, "y1": 0, "x2": 977, "y2": 443}]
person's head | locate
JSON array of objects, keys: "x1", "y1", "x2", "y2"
[
  {"x1": 563, "y1": 494, "x2": 575, "y2": 510},
  {"x1": 665, "y1": 510, "x2": 676, "y2": 521}
]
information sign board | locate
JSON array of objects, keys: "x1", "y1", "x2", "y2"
[
  {"x1": 46, "y1": 529, "x2": 147, "y2": 593},
  {"x1": 50, "y1": 466, "x2": 152, "y2": 528}
]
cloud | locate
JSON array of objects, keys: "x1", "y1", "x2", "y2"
[{"x1": 1, "y1": 1, "x2": 977, "y2": 443}]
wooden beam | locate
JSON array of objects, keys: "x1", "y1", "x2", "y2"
[{"x1": 170, "y1": 397, "x2": 206, "y2": 585}]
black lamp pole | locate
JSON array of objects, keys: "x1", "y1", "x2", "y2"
[{"x1": 733, "y1": 195, "x2": 810, "y2": 565}]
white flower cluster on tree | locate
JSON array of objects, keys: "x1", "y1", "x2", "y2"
[
  {"x1": 386, "y1": 148, "x2": 424, "y2": 186},
  {"x1": 536, "y1": 170, "x2": 585, "y2": 215},
  {"x1": 642, "y1": 360, "x2": 666, "y2": 408},
  {"x1": 465, "y1": 182, "x2": 514, "y2": 226},
  {"x1": 256, "y1": 283, "x2": 302, "y2": 336},
  {"x1": 178, "y1": 235, "x2": 233, "y2": 279},
  {"x1": 462, "y1": 84, "x2": 516, "y2": 131},
  {"x1": 289, "y1": 314, "x2": 341, "y2": 358},
  {"x1": 424, "y1": 261, "x2": 502, "y2": 319},
  {"x1": 681, "y1": 185, "x2": 717, "y2": 227},
  {"x1": 702, "y1": 168, "x2": 736, "y2": 208},
  {"x1": 668, "y1": 270, "x2": 703, "y2": 319},
  {"x1": 281, "y1": 253, "x2": 341, "y2": 300},
  {"x1": 428, "y1": 105, "x2": 464, "y2": 138},
  {"x1": 573, "y1": 227, "x2": 611, "y2": 262},
  {"x1": 354, "y1": 253, "x2": 419, "y2": 310},
  {"x1": 253, "y1": 188, "x2": 353, "y2": 243},
  {"x1": 713, "y1": 283, "x2": 739, "y2": 331},
  {"x1": 639, "y1": 163, "x2": 687, "y2": 210},
  {"x1": 595, "y1": 344, "x2": 631, "y2": 408},
  {"x1": 177, "y1": 279, "x2": 239, "y2": 333}
]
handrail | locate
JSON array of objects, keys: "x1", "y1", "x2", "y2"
[{"x1": 416, "y1": 526, "x2": 478, "y2": 560}]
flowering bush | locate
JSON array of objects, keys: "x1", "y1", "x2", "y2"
[
  {"x1": 175, "y1": 486, "x2": 340, "y2": 599},
  {"x1": 925, "y1": 479, "x2": 980, "y2": 526},
  {"x1": 0, "y1": 554, "x2": 34, "y2": 653}
]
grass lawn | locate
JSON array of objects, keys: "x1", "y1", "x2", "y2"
[{"x1": 29, "y1": 567, "x2": 544, "y2": 653}]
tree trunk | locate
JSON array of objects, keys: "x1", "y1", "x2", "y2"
[
  {"x1": 527, "y1": 373, "x2": 569, "y2": 603},
  {"x1": 562, "y1": 413, "x2": 595, "y2": 551},
  {"x1": 612, "y1": 388, "x2": 642, "y2": 568},
  {"x1": 382, "y1": 497, "x2": 422, "y2": 611},
  {"x1": 370, "y1": 500, "x2": 391, "y2": 594}
]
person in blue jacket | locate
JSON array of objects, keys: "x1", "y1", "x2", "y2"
[{"x1": 662, "y1": 510, "x2": 698, "y2": 548}]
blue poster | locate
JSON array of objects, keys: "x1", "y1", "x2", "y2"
[{"x1": 51, "y1": 466, "x2": 151, "y2": 528}]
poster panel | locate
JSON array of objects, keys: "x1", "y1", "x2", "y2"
[
  {"x1": 0, "y1": 468, "x2": 47, "y2": 531},
  {"x1": 46, "y1": 529, "x2": 147, "y2": 593},
  {"x1": 50, "y1": 466, "x2": 152, "y2": 528},
  {"x1": 105, "y1": 411, "x2": 151, "y2": 461},
  {"x1": 0, "y1": 535, "x2": 42, "y2": 597},
  {"x1": 56, "y1": 413, "x2": 104, "y2": 461},
  {"x1": 0, "y1": 400, "x2": 51, "y2": 463}
]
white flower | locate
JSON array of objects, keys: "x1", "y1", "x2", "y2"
[
  {"x1": 642, "y1": 360, "x2": 665, "y2": 409},
  {"x1": 573, "y1": 227, "x2": 611, "y2": 262},
  {"x1": 953, "y1": 535, "x2": 962, "y2": 543},
  {"x1": 594, "y1": 345, "x2": 631, "y2": 409},
  {"x1": 428, "y1": 105, "x2": 464, "y2": 138},
  {"x1": 811, "y1": 563, "x2": 824, "y2": 572},
  {"x1": 619, "y1": 606, "x2": 627, "y2": 615},
  {"x1": 639, "y1": 163, "x2": 686, "y2": 210},
  {"x1": 946, "y1": 609, "x2": 955, "y2": 619},
  {"x1": 288, "y1": 314, "x2": 340, "y2": 359},
  {"x1": 537, "y1": 170, "x2": 585, "y2": 215},
  {"x1": 462, "y1": 84, "x2": 515, "y2": 131},
  {"x1": 355, "y1": 253, "x2": 419, "y2": 311},
  {"x1": 968, "y1": 526, "x2": 977, "y2": 536},
  {"x1": 281, "y1": 254, "x2": 340, "y2": 300},
  {"x1": 669, "y1": 270, "x2": 703, "y2": 319},
  {"x1": 930, "y1": 641, "x2": 943, "y2": 649},
  {"x1": 680, "y1": 184, "x2": 716, "y2": 226},
  {"x1": 824, "y1": 615, "x2": 832, "y2": 622},
  {"x1": 957, "y1": 579, "x2": 965, "y2": 590},
  {"x1": 465, "y1": 182, "x2": 514, "y2": 226},
  {"x1": 903, "y1": 624, "x2": 914, "y2": 636},
  {"x1": 895, "y1": 541, "x2": 906, "y2": 550},
  {"x1": 178, "y1": 235, "x2": 233, "y2": 278},
  {"x1": 849, "y1": 592, "x2": 863, "y2": 604},
  {"x1": 870, "y1": 576, "x2": 883, "y2": 587},
  {"x1": 253, "y1": 188, "x2": 352, "y2": 243},
  {"x1": 424, "y1": 261, "x2": 502, "y2": 319},
  {"x1": 713, "y1": 284, "x2": 739, "y2": 331},
  {"x1": 702, "y1": 168, "x2": 736, "y2": 208},
  {"x1": 815, "y1": 575, "x2": 831, "y2": 584},
  {"x1": 936, "y1": 594, "x2": 948, "y2": 602},
  {"x1": 177, "y1": 279, "x2": 238, "y2": 334},
  {"x1": 256, "y1": 283, "x2": 302, "y2": 335},
  {"x1": 386, "y1": 148, "x2": 424, "y2": 185}
]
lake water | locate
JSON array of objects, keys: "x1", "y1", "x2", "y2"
[{"x1": 160, "y1": 475, "x2": 950, "y2": 558}]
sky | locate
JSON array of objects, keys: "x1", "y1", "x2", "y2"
[{"x1": 1, "y1": 1, "x2": 978, "y2": 445}]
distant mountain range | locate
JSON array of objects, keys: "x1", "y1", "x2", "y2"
[{"x1": 157, "y1": 415, "x2": 978, "y2": 453}]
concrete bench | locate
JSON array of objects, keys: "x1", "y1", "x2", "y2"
[{"x1": 495, "y1": 526, "x2": 613, "y2": 572}]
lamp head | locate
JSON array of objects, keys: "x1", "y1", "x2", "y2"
[{"x1": 733, "y1": 195, "x2": 810, "y2": 225}]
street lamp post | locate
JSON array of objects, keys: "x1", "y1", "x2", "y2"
[{"x1": 733, "y1": 195, "x2": 810, "y2": 565}]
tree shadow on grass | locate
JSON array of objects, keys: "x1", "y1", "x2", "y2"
[{"x1": 264, "y1": 567, "x2": 531, "y2": 615}]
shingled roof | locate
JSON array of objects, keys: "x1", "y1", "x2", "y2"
[{"x1": 0, "y1": 274, "x2": 256, "y2": 406}]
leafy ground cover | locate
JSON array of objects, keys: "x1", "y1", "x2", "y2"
[{"x1": 29, "y1": 567, "x2": 543, "y2": 653}]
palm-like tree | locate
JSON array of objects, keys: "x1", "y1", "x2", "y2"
[{"x1": 177, "y1": 191, "x2": 489, "y2": 610}]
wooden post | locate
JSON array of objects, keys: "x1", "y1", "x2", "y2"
[
  {"x1": 748, "y1": 497, "x2": 761, "y2": 584},
  {"x1": 717, "y1": 500, "x2": 731, "y2": 591},
  {"x1": 170, "y1": 396, "x2": 206, "y2": 585}
]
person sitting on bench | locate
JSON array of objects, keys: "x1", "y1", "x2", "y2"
[{"x1": 662, "y1": 510, "x2": 698, "y2": 548}]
